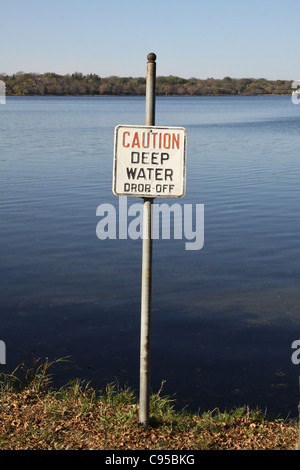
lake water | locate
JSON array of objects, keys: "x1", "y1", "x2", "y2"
[{"x1": 1, "y1": 95, "x2": 300, "y2": 417}]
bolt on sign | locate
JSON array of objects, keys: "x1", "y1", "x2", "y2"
[{"x1": 113, "y1": 125, "x2": 187, "y2": 198}]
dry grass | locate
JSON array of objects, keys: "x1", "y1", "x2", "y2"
[{"x1": 0, "y1": 358, "x2": 298, "y2": 450}]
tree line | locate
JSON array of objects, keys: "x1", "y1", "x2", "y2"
[{"x1": 0, "y1": 72, "x2": 293, "y2": 96}]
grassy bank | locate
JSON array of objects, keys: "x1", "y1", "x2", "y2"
[{"x1": 0, "y1": 358, "x2": 298, "y2": 450}]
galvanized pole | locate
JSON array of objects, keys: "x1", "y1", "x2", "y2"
[
  {"x1": 145, "y1": 53, "x2": 156, "y2": 127},
  {"x1": 139, "y1": 53, "x2": 156, "y2": 427}
]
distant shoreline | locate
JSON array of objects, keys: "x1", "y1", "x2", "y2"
[
  {"x1": 1, "y1": 73, "x2": 293, "y2": 97},
  {"x1": 5, "y1": 93, "x2": 292, "y2": 98}
]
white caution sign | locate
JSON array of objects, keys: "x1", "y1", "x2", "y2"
[{"x1": 113, "y1": 125, "x2": 187, "y2": 198}]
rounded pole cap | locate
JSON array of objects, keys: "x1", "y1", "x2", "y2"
[{"x1": 147, "y1": 53, "x2": 156, "y2": 63}]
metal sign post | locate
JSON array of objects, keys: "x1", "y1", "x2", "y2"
[
  {"x1": 139, "y1": 52, "x2": 156, "y2": 427},
  {"x1": 112, "y1": 53, "x2": 187, "y2": 428}
]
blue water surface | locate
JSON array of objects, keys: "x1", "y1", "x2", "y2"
[{"x1": 0, "y1": 95, "x2": 300, "y2": 416}]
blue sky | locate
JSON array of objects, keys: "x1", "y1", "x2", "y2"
[{"x1": 1, "y1": 0, "x2": 299, "y2": 79}]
